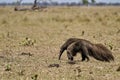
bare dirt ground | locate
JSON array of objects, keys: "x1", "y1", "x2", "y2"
[{"x1": 0, "y1": 6, "x2": 120, "y2": 80}]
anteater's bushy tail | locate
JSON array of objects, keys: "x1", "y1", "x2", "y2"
[{"x1": 89, "y1": 44, "x2": 114, "y2": 62}]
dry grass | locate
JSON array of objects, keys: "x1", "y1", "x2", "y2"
[{"x1": 0, "y1": 6, "x2": 120, "y2": 80}]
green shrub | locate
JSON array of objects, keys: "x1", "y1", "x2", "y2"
[
  {"x1": 19, "y1": 37, "x2": 36, "y2": 46},
  {"x1": 5, "y1": 64, "x2": 11, "y2": 71}
]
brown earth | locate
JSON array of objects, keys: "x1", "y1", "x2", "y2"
[{"x1": 0, "y1": 6, "x2": 120, "y2": 80}]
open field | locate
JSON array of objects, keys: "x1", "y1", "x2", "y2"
[{"x1": 0, "y1": 6, "x2": 120, "y2": 80}]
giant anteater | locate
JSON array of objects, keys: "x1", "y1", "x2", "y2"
[{"x1": 59, "y1": 38, "x2": 114, "y2": 62}]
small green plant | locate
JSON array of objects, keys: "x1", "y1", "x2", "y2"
[
  {"x1": 19, "y1": 37, "x2": 36, "y2": 46},
  {"x1": 105, "y1": 42, "x2": 114, "y2": 50},
  {"x1": 5, "y1": 64, "x2": 11, "y2": 71},
  {"x1": 31, "y1": 74, "x2": 38, "y2": 80},
  {"x1": 108, "y1": 44, "x2": 113, "y2": 50},
  {"x1": 18, "y1": 70, "x2": 25, "y2": 76}
]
